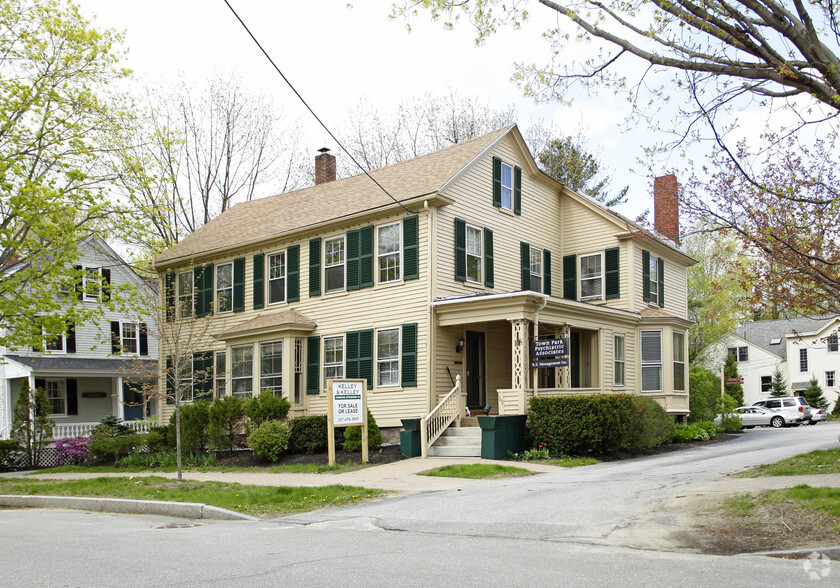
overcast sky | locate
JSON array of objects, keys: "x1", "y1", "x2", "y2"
[{"x1": 75, "y1": 0, "x2": 673, "y2": 217}]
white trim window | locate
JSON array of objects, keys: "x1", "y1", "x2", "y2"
[
  {"x1": 647, "y1": 256, "x2": 659, "y2": 305},
  {"x1": 325, "y1": 236, "x2": 345, "y2": 293},
  {"x1": 500, "y1": 162, "x2": 513, "y2": 210},
  {"x1": 377, "y1": 328, "x2": 400, "y2": 388},
  {"x1": 826, "y1": 371, "x2": 836, "y2": 388},
  {"x1": 799, "y1": 348, "x2": 808, "y2": 372},
  {"x1": 45, "y1": 333, "x2": 65, "y2": 353},
  {"x1": 177, "y1": 356, "x2": 194, "y2": 402},
  {"x1": 215, "y1": 351, "x2": 226, "y2": 398},
  {"x1": 121, "y1": 323, "x2": 138, "y2": 355},
  {"x1": 529, "y1": 247, "x2": 542, "y2": 292},
  {"x1": 259, "y1": 341, "x2": 283, "y2": 397},
  {"x1": 614, "y1": 334, "x2": 625, "y2": 387},
  {"x1": 761, "y1": 375, "x2": 772, "y2": 393},
  {"x1": 45, "y1": 379, "x2": 67, "y2": 416},
  {"x1": 323, "y1": 335, "x2": 344, "y2": 383},
  {"x1": 641, "y1": 330, "x2": 662, "y2": 392},
  {"x1": 673, "y1": 331, "x2": 685, "y2": 391},
  {"x1": 216, "y1": 262, "x2": 233, "y2": 313},
  {"x1": 83, "y1": 267, "x2": 101, "y2": 301},
  {"x1": 580, "y1": 253, "x2": 603, "y2": 300},
  {"x1": 377, "y1": 223, "x2": 401, "y2": 283},
  {"x1": 728, "y1": 346, "x2": 748, "y2": 362},
  {"x1": 293, "y1": 339, "x2": 304, "y2": 406},
  {"x1": 268, "y1": 251, "x2": 287, "y2": 304},
  {"x1": 231, "y1": 344, "x2": 254, "y2": 398},
  {"x1": 177, "y1": 271, "x2": 193, "y2": 318},
  {"x1": 466, "y1": 224, "x2": 482, "y2": 284},
  {"x1": 828, "y1": 334, "x2": 838, "y2": 353}
]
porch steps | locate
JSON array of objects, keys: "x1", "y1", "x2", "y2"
[{"x1": 427, "y1": 426, "x2": 482, "y2": 457}]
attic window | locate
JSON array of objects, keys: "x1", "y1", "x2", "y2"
[{"x1": 770, "y1": 338, "x2": 782, "y2": 345}]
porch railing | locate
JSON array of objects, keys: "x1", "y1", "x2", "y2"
[
  {"x1": 51, "y1": 421, "x2": 152, "y2": 440},
  {"x1": 421, "y1": 375, "x2": 461, "y2": 458}
]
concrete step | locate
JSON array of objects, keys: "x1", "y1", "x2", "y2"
[
  {"x1": 427, "y1": 426, "x2": 481, "y2": 457},
  {"x1": 427, "y1": 444, "x2": 481, "y2": 458},
  {"x1": 440, "y1": 427, "x2": 481, "y2": 438}
]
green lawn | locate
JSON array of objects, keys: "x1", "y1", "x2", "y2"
[
  {"x1": 0, "y1": 476, "x2": 386, "y2": 518},
  {"x1": 739, "y1": 448, "x2": 840, "y2": 477},
  {"x1": 418, "y1": 464, "x2": 532, "y2": 479},
  {"x1": 34, "y1": 461, "x2": 367, "y2": 476}
]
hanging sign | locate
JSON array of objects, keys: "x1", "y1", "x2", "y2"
[{"x1": 530, "y1": 338, "x2": 569, "y2": 368}]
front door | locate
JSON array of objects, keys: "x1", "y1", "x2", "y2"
[
  {"x1": 123, "y1": 382, "x2": 143, "y2": 421},
  {"x1": 465, "y1": 331, "x2": 485, "y2": 409}
]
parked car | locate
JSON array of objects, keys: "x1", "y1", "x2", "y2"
[
  {"x1": 715, "y1": 406, "x2": 789, "y2": 429},
  {"x1": 752, "y1": 397, "x2": 812, "y2": 426},
  {"x1": 809, "y1": 408, "x2": 828, "y2": 424}
]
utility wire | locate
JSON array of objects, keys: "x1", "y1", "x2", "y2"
[{"x1": 222, "y1": 0, "x2": 417, "y2": 214}]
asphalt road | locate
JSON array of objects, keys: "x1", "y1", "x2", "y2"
[{"x1": 2, "y1": 423, "x2": 838, "y2": 586}]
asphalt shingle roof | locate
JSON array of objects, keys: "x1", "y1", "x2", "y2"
[
  {"x1": 734, "y1": 315, "x2": 837, "y2": 360},
  {"x1": 6, "y1": 355, "x2": 157, "y2": 373}
]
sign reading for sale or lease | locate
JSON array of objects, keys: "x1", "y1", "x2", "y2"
[{"x1": 327, "y1": 379, "x2": 368, "y2": 465}]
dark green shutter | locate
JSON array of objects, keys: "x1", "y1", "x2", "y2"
[
  {"x1": 101, "y1": 268, "x2": 111, "y2": 302},
  {"x1": 658, "y1": 257, "x2": 665, "y2": 308},
  {"x1": 309, "y1": 238, "x2": 322, "y2": 296},
  {"x1": 642, "y1": 249, "x2": 651, "y2": 302},
  {"x1": 139, "y1": 323, "x2": 148, "y2": 356},
  {"x1": 346, "y1": 329, "x2": 373, "y2": 390},
  {"x1": 193, "y1": 351, "x2": 213, "y2": 401},
  {"x1": 401, "y1": 323, "x2": 417, "y2": 388},
  {"x1": 233, "y1": 257, "x2": 245, "y2": 312},
  {"x1": 514, "y1": 166, "x2": 522, "y2": 215},
  {"x1": 346, "y1": 229, "x2": 360, "y2": 291},
  {"x1": 520, "y1": 242, "x2": 531, "y2": 290},
  {"x1": 544, "y1": 250, "x2": 551, "y2": 296},
  {"x1": 454, "y1": 218, "x2": 466, "y2": 281},
  {"x1": 110, "y1": 321, "x2": 120, "y2": 354},
  {"x1": 403, "y1": 215, "x2": 419, "y2": 280},
  {"x1": 74, "y1": 264, "x2": 83, "y2": 301},
  {"x1": 492, "y1": 156, "x2": 502, "y2": 207},
  {"x1": 605, "y1": 247, "x2": 620, "y2": 300},
  {"x1": 345, "y1": 331, "x2": 360, "y2": 379},
  {"x1": 66, "y1": 322, "x2": 76, "y2": 353},
  {"x1": 165, "y1": 272, "x2": 175, "y2": 322},
  {"x1": 166, "y1": 356, "x2": 174, "y2": 404},
  {"x1": 563, "y1": 254, "x2": 577, "y2": 300},
  {"x1": 287, "y1": 245, "x2": 300, "y2": 302},
  {"x1": 306, "y1": 336, "x2": 320, "y2": 394},
  {"x1": 484, "y1": 227, "x2": 494, "y2": 288},
  {"x1": 66, "y1": 378, "x2": 78, "y2": 415},
  {"x1": 194, "y1": 264, "x2": 213, "y2": 317},
  {"x1": 360, "y1": 226, "x2": 374, "y2": 288},
  {"x1": 253, "y1": 253, "x2": 265, "y2": 309}
]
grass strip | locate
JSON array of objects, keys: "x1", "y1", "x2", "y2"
[
  {"x1": 0, "y1": 476, "x2": 386, "y2": 517},
  {"x1": 418, "y1": 464, "x2": 532, "y2": 479},
  {"x1": 544, "y1": 457, "x2": 598, "y2": 467},
  {"x1": 739, "y1": 448, "x2": 840, "y2": 477},
  {"x1": 33, "y1": 461, "x2": 368, "y2": 476}
]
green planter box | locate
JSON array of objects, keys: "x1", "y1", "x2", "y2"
[
  {"x1": 400, "y1": 418, "x2": 422, "y2": 457},
  {"x1": 477, "y1": 415, "x2": 527, "y2": 459}
]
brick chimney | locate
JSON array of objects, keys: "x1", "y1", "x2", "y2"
[
  {"x1": 654, "y1": 174, "x2": 680, "y2": 244},
  {"x1": 315, "y1": 147, "x2": 336, "y2": 185}
]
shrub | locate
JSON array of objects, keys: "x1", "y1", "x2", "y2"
[
  {"x1": 694, "y1": 421, "x2": 718, "y2": 439},
  {"x1": 689, "y1": 366, "x2": 720, "y2": 423},
  {"x1": 716, "y1": 394, "x2": 743, "y2": 432},
  {"x1": 287, "y1": 415, "x2": 342, "y2": 454},
  {"x1": 115, "y1": 449, "x2": 216, "y2": 469},
  {"x1": 248, "y1": 420, "x2": 291, "y2": 462},
  {"x1": 90, "y1": 433, "x2": 144, "y2": 461},
  {"x1": 208, "y1": 396, "x2": 247, "y2": 450},
  {"x1": 672, "y1": 423, "x2": 711, "y2": 443},
  {"x1": 145, "y1": 425, "x2": 172, "y2": 452},
  {"x1": 245, "y1": 390, "x2": 291, "y2": 429},
  {"x1": 0, "y1": 439, "x2": 21, "y2": 467},
  {"x1": 343, "y1": 411, "x2": 383, "y2": 452},
  {"x1": 170, "y1": 402, "x2": 210, "y2": 453},
  {"x1": 623, "y1": 396, "x2": 675, "y2": 451},
  {"x1": 55, "y1": 437, "x2": 91, "y2": 465},
  {"x1": 90, "y1": 415, "x2": 134, "y2": 441}
]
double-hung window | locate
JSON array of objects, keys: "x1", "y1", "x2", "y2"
[
  {"x1": 466, "y1": 224, "x2": 482, "y2": 283},
  {"x1": 727, "y1": 346, "x2": 748, "y2": 362},
  {"x1": 827, "y1": 371, "x2": 836, "y2": 387},
  {"x1": 377, "y1": 328, "x2": 400, "y2": 387},
  {"x1": 673, "y1": 332, "x2": 685, "y2": 391},
  {"x1": 323, "y1": 336, "x2": 344, "y2": 383},
  {"x1": 45, "y1": 333, "x2": 65, "y2": 353},
  {"x1": 378, "y1": 223, "x2": 401, "y2": 283},
  {"x1": 799, "y1": 348, "x2": 808, "y2": 372},
  {"x1": 760, "y1": 376, "x2": 772, "y2": 393},
  {"x1": 83, "y1": 267, "x2": 101, "y2": 301},
  {"x1": 260, "y1": 341, "x2": 283, "y2": 397},
  {"x1": 580, "y1": 253, "x2": 603, "y2": 300},
  {"x1": 325, "y1": 237, "x2": 345, "y2": 293},
  {"x1": 216, "y1": 263, "x2": 233, "y2": 313},
  {"x1": 176, "y1": 356, "x2": 194, "y2": 402},
  {"x1": 121, "y1": 323, "x2": 138, "y2": 355},
  {"x1": 46, "y1": 379, "x2": 67, "y2": 416},
  {"x1": 828, "y1": 334, "x2": 838, "y2": 352},
  {"x1": 177, "y1": 271, "x2": 193, "y2": 318},
  {"x1": 215, "y1": 351, "x2": 226, "y2": 398},
  {"x1": 647, "y1": 256, "x2": 659, "y2": 305},
  {"x1": 500, "y1": 162, "x2": 513, "y2": 210},
  {"x1": 614, "y1": 335, "x2": 625, "y2": 386},
  {"x1": 641, "y1": 331, "x2": 662, "y2": 392},
  {"x1": 529, "y1": 247, "x2": 542, "y2": 292},
  {"x1": 268, "y1": 251, "x2": 287, "y2": 304},
  {"x1": 231, "y1": 344, "x2": 253, "y2": 398}
]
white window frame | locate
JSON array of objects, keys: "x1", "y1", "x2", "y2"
[
  {"x1": 324, "y1": 236, "x2": 345, "y2": 293},
  {"x1": 323, "y1": 335, "x2": 345, "y2": 384},
  {"x1": 648, "y1": 256, "x2": 659, "y2": 305},
  {"x1": 799, "y1": 347, "x2": 808, "y2": 372},
  {"x1": 827, "y1": 334, "x2": 838, "y2": 353},
  {"x1": 259, "y1": 341, "x2": 284, "y2": 397},
  {"x1": 825, "y1": 371, "x2": 836, "y2": 388},
  {"x1": 500, "y1": 162, "x2": 513, "y2": 211},
  {"x1": 377, "y1": 223, "x2": 401, "y2": 284},
  {"x1": 673, "y1": 331, "x2": 685, "y2": 391},
  {"x1": 580, "y1": 253, "x2": 603, "y2": 301},
  {"x1": 83, "y1": 267, "x2": 101, "y2": 302},
  {"x1": 177, "y1": 271, "x2": 194, "y2": 318},
  {"x1": 231, "y1": 344, "x2": 254, "y2": 398},
  {"x1": 614, "y1": 334, "x2": 625, "y2": 387},
  {"x1": 216, "y1": 262, "x2": 233, "y2": 314},
  {"x1": 529, "y1": 247, "x2": 542, "y2": 292},
  {"x1": 215, "y1": 351, "x2": 226, "y2": 399},
  {"x1": 293, "y1": 339, "x2": 304, "y2": 406},
  {"x1": 120, "y1": 322, "x2": 138, "y2": 355},
  {"x1": 760, "y1": 375, "x2": 772, "y2": 393},
  {"x1": 377, "y1": 328, "x2": 401, "y2": 388},
  {"x1": 641, "y1": 330, "x2": 662, "y2": 392},
  {"x1": 176, "y1": 356, "x2": 195, "y2": 402},
  {"x1": 728, "y1": 346, "x2": 748, "y2": 362},
  {"x1": 44, "y1": 332, "x2": 65, "y2": 353},
  {"x1": 267, "y1": 250, "x2": 287, "y2": 304},
  {"x1": 45, "y1": 379, "x2": 67, "y2": 416},
  {"x1": 465, "y1": 224, "x2": 482, "y2": 284}
]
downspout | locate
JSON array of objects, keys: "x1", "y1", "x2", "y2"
[{"x1": 425, "y1": 200, "x2": 435, "y2": 416}]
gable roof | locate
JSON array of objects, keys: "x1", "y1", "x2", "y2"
[
  {"x1": 154, "y1": 125, "x2": 514, "y2": 268},
  {"x1": 734, "y1": 315, "x2": 838, "y2": 360}
]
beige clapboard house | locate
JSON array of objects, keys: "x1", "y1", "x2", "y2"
[{"x1": 153, "y1": 124, "x2": 694, "y2": 450}]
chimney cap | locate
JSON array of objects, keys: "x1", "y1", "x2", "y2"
[{"x1": 317, "y1": 147, "x2": 331, "y2": 154}]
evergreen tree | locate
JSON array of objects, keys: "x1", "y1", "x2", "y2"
[
  {"x1": 802, "y1": 377, "x2": 829, "y2": 410},
  {"x1": 723, "y1": 354, "x2": 744, "y2": 405},
  {"x1": 770, "y1": 366, "x2": 788, "y2": 398}
]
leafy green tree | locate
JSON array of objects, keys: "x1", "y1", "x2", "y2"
[
  {"x1": 688, "y1": 366, "x2": 720, "y2": 423},
  {"x1": 0, "y1": 0, "x2": 132, "y2": 350},
  {"x1": 803, "y1": 377, "x2": 829, "y2": 410},
  {"x1": 715, "y1": 394, "x2": 742, "y2": 432},
  {"x1": 723, "y1": 354, "x2": 744, "y2": 405},
  {"x1": 770, "y1": 366, "x2": 788, "y2": 398},
  {"x1": 11, "y1": 380, "x2": 54, "y2": 467}
]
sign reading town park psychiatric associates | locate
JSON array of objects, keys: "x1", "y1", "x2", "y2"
[
  {"x1": 331, "y1": 380, "x2": 365, "y2": 426},
  {"x1": 529, "y1": 338, "x2": 569, "y2": 368}
]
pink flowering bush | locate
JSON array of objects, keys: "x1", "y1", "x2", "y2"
[{"x1": 55, "y1": 437, "x2": 92, "y2": 465}]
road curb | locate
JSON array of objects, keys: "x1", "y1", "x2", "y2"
[
  {"x1": 0, "y1": 495, "x2": 256, "y2": 521},
  {"x1": 744, "y1": 546, "x2": 840, "y2": 560}
]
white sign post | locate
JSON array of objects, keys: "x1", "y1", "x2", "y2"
[{"x1": 327, "y1": 379, "x2": 368, "y2": 465}]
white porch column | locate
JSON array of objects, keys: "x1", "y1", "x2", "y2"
[
  {"x1": 509, "y1": 319, "x2": 530, "y2": 413},
  {"x1": 115, "y1": 376, "x2": 125, "y2": 421}
]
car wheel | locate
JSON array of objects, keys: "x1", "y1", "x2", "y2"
[
  {"x1": 744, "y1": 426, "x2": 755, "y2": 429},
  {"x1": 810, "y1": 419, "x2": 818, "y2": 425},
  {"x1": 771, "y1": 416, "x2": 784, "y2": 428}
]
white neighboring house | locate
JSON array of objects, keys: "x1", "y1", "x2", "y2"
[
  {"x1": 0, "y1": 236, "x2": 158, "y2": 440},
  {"x1": 702, "y1": 315, "x2": 840, "y2": 410}
]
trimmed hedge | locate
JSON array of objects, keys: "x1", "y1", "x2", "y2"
[
  {"x1": 343, "y1": 411, "x2": 382, "y2": 451},
  {"x1": 248, "y1": 420, "x2": 291, "y2": 462},
  {"x1": 528, "y1": 394, "x2": 675, "y2": 455},
  {"x1": 287, "y1": 415, "x2": 343, "y2": 454}
]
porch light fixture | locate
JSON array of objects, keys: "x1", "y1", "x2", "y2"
[{"x1": 456, "y1": 336, "x2": 465, "y2": 353}]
